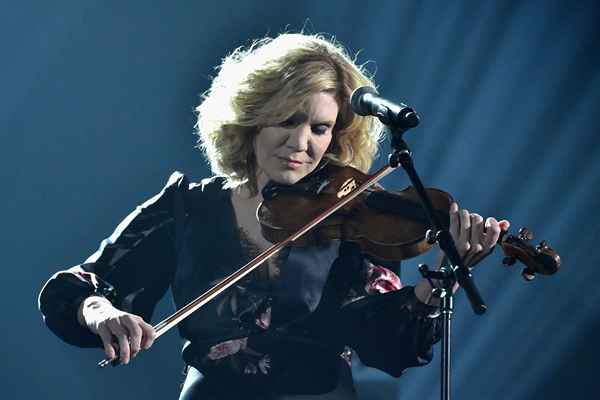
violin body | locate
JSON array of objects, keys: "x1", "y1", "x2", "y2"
[
  {"x1": 259, "y1": 163, "x2": 560, "y2": 279},
  {"x1": 258, "y1": 163, "x2": 453, "y2": 261}
]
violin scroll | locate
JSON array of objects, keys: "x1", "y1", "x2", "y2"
[{"x1": 500, "y1": 227, "x2": 561, "y2": 281}]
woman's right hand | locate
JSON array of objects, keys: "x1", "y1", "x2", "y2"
[{"x1": 78, "y1": 296, "x2": 156, "y2": 364}]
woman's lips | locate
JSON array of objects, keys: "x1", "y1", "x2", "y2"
[{"x1": 279, "y1": 157, "x2": 303, "y2": 169}]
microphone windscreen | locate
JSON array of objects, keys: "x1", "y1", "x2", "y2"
[{"x1": 350, "y1": 86, "x2": 378, "y2": 116}]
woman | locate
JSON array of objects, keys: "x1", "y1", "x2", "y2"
[{"x1": 38, "y1": 33, "x2": 509, "y2": 399}]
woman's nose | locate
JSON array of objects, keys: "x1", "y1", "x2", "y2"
[{"x1": 285, "y1": 124, "x2": 310, "y2": 151}]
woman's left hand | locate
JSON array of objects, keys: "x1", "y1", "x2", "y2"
[
  {"x1": 415, "y1": 203, "x2": 510, "y2": 306},
  {"x1": 448, "y1": 202, "x2": 510, "y2": 268}
]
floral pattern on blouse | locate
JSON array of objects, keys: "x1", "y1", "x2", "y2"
[
  {"x1": 207, "y1": 338, "x2": 249, "y2": 360},
  {"x1": 364, "y1": 261, "x2": 403, "y2": 294},
  {"x1": 203, "y1": 228, "x2": 285, "y2": 375},
  {"x1": 207, "y1": 229, "x2": 406, "y2": 378}
]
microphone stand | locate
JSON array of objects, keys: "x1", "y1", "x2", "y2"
[{"x1": 386, "y1": 126, "x2": 487, "y2": 400}]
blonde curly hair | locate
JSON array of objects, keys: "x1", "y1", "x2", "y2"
[{"x1": 195, "y1": 33, "x2": 382, "y2": 195}]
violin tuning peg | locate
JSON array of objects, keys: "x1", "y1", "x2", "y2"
[
  {"x1": 535, "y1": 240, "x2": 549, "y2": 254},
  {"x1": 503, "y1": 256, "x2": 516, "y2": 266},
  {"x1": 521, "y1": 268, "x2": 536, "y2": 282},
  {"x1": 518, "y1": 227, "x2": 533, "y2": 241}
]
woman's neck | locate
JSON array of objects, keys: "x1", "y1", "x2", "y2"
[
  {"x1": 230, "y1": 168, "x2": 276, "y2": 221},
  {"x1": 255, "y1": 170, "x2": 269, "y2": 199},
  {"x1": 231, "y1": 173, "x2": 265, "y2": 211}
]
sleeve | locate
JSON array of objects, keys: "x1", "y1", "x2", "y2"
[
  {"x1": 342, "y1": 286, "x2": 441, "y2": 377},
  {"x1": 37, "y1": 171, "x2": 188, "y2": 347},
  {"x1": 337, "y1": 245, "x2": 442, "y2": 377}
]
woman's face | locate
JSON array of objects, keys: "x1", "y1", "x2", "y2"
[{"x1": 253, "y1": 91, "x2": 338, "y2": 190}]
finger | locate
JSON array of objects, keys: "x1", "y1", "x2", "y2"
[
  {"x1": 107, "y1": 320, "x2": 131, "y2": 364},
  {"x1": 458, "y1": 209, "x2": 471, "y2": 243},
  {"x1": 123, "y1": 316, "x2": 143, "y2": 357},
  {"x1": 140, "y1": 321, "x2": 156, "y2": 350},
  {"x1": 482, "y1": 217, "x2": 501, "y2": 249},
  {"x1": 469, "y1": 214, "x2": 484, "y2": 253},
  {"x1": 498, "y1": 219, "x2": 511, "y2": 232},
  {"x1": 449, "y1": 202, "x2": 459, "y2": 241},
  {"x1": 96, "y1": 325, "x2": 117, "y2": 360}
]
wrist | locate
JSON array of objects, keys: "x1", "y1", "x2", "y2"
[
  {"x1": 413, "y1": 280, "x2": 442, "y2": 318},
  {"x1": 415, "y1": 278, "x2": 441, "y2": 306},
  {"x1": 77, "y1": 295, "x2": 113, "y2": 329}
]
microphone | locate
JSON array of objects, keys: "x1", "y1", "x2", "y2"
[{"x1": 351, "y1": 86, "x2": 419, "y2": 129}]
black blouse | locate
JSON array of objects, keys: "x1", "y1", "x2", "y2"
[{"x1": 38, "y1": 171, "x2": 441, "y2": 398}]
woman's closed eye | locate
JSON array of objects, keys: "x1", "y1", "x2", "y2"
[
  {"x1": 311, "y1": 124, "x2": 331, "y2": 135},
  {"x1": 277, "y1": 113, "x2": 333, "y2": 135}
]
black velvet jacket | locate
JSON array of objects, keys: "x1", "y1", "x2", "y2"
[{"x1": 38, "y1": 172, "x2": 440, "y2": 395}]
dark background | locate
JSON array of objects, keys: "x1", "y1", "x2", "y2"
[{"x1": 3, "y1": 0, "x2": 599, "y2": 398}]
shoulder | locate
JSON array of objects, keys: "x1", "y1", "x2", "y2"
[
  {"x1": 164, "y1": 170, "x2": 187, "y2": 187},
  {"x1": 188, "y1": 175, "x2": 228, "y2": 198},
  {"x1": 162, "y1": 171, "x2": 226, "y2": 195},
  {"x1": 163, "y1": 172, "x2": 230, "y2": 215},
  {"x1": 132, "y1": 171, "x2": 187, "y2": 212}
]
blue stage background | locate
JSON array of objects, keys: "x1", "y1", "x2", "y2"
[{"x1": 2, "y1": 1, "x2": 599, "y2": 398}]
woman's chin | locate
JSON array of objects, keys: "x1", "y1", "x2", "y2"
[{"x1": 269, "y1": 169, "x2": 307, "y2": 185}]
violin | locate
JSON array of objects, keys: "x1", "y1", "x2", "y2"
[
  {"x1": 98, "y1": 161, "x2": 560, "y2": 367},
  {"x1": 258, "y1": 163, "x2": 560, "y2": 280}
]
